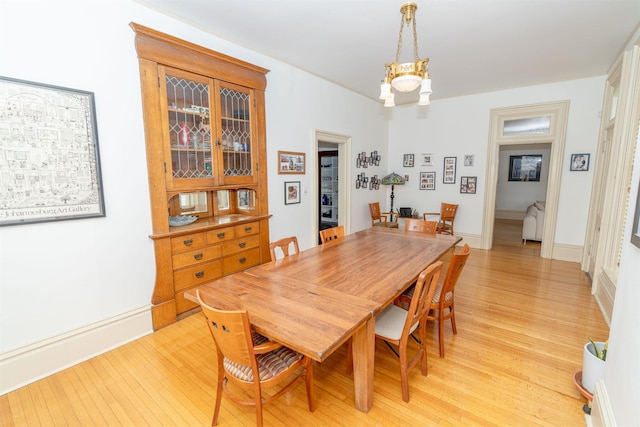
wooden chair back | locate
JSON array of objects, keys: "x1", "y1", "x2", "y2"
[
  {"x1": 428, "y1": 243, "x2": 470, "y2": 357},
  {"x1": 405, "y1": 218, "x2": 438, "y2": 234},
  {"x1": 423, "y1": 203, "x2": 459, "y2": 235},
  {"x1": 196, "y1": 290, "x2": 315, "y2": 426},
  {"x1": 319, "y1": 225, "x2": 345, "y2": 244},
  {"x1": 369, "y1": 202, "x2": 398, "y2": 227},
  {"x1": 269, "y1": 236, "x2": 300, "y2": 260}
]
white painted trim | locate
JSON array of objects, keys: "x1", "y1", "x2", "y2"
[
  {"x1": 552, "y1": 243, "x2": 584, "y2": 263},
  {"x1": 483, "y1": 101, "x2": 570, "y2": 260},
  {"x1": 589, "y1": 380, "x2": 617, "y2": 427},
  {"x1": 454, "y1": 233, "x2": 482, "y2": 249},
  {"x1": 0, "y1": 306, "x2": 153, "y2": 395},
  {"x1": 495, "y1": 209, "x2": 526, "y2": 220},
  {"x1": 594, "y1": 271, "x2": 615, "y2": 326}
]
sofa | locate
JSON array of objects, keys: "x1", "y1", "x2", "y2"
[{"x1": 522, "y1": 201, "x2": 545, "y2": 244}]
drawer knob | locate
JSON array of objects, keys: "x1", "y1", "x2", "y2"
[
  {"x1": 217, "y1": 232, "x2": 225, "y2": 239},
  {"x1": 239, "y1": 242, "x2": 246, "y2": 248},
  {"x1": 195, "y1": 271, "x2": 204, "y2": 278},
  {"x1": 239, "y1": 257, "x2": 247, "y2": 264},
  {"x1": 194, "y1": 253, "x2": 203, "y2": 260},
  {"x1": 183, "y1": 238, "x2": 193, "y2": 246},
  {"x1": 244, "y1": 226, "x2": 252, "y2": 232}
]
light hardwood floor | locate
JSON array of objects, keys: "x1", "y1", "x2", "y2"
[{"x1": 0, "y1": 220, "x2": 609, "y2": 426}]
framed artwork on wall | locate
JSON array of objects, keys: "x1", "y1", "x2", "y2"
[
  {"x1": 570, "y1": 153, "x2": 590, "y2": 171},
  {"x1": 460, "y1": 176, "x2": 477, "y2": 194},
  {"x1": 464, "y1": 154, "x2": 474, "y2": 166},
  {"x1": 508, "y1": 154, "x2": 542, "y2": 181},
  {"x1": 421, "y1": 153, "x2": 433, "y2": 166},
  {"x1": 278, "y1": 151, "x2": 305, "y2": 174},
  {"x1": 420, "y1": 171, "x2": 436, "y2": 190},
  {"x1": 443, "y1": 157, "x2": 457, "y2": 184},
  {"x1": 284, "y1": 181, "x2": 301, "y2": 204},
  {"x1": 0, "y1": 76, "x2": 105, "y2": 226},
  {"x1": 403, "y1": 154, "x2": 414, "y2": 167}
]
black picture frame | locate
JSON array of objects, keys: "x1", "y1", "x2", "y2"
[
  {"x1": 420, "y1": 171, "x2": 436, "y2": 190},
  {"x1": 284, "y1": 181, "x2": 301, "y2": 204},
  {"x1": 508, "y1": 154, "x2": 542, "y2": 182},
  {"x1": 403, "y1": 154, "x2": 414, "y2": 167},
  {"x1": 443, "y1": 157, "x2": 456, "y2": 184},
  {"x1": 460, "y1": 176, "x2": 477, "y2": 194},
  {"x1": 0, "y1": 76, "x2": 105, "y2": 226},
  {"x1": 570, "y1": 153, "x2": 590, "y2": 171}
]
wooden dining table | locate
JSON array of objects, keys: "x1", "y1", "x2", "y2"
[{"x1": 185, "y1": 226, "x2": 461, "y2": 413}]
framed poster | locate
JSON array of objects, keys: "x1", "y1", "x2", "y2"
[
  {"x1": 420, "y1": 171, "x2": 436, "y2": 190},
  {"x1": 443, "y1": 157, "x2": 457, "y2": 184},
  {"x1": 509, "y1": 154, "x2": 541, "y2": 181},
  {"x1": 570, "y1": 153, "x2": 590, "y2": 171},
  {"x1": 0, "y1": 76, "x2": 105, "y2": 226},
  {"x1": 278, "y1": 151, "x2": 305, "y2": 174},
  {"x1": 403, "y1": 154, "x2": 414, "y2": 167},
  {"x1": 284, "y1": 181, "x2": 301, "y2": 204},
  {"x1": 460, "y1": 176, "x2": 477, "y2": 194}
]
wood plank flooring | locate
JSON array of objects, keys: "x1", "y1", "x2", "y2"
[{"x1": 0, "y1": 220, "x2": 609, "y2": 426}]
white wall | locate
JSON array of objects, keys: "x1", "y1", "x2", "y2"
[
  {"x1": 387, "y1": 77, "x2": 604, "y2": 246},
  {"x1": 0, "y1": 0, "x2": 387, "y2": 392}
]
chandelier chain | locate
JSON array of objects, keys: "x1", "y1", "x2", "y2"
[{"x1": 394, "y1": 6, "x2": 421, "y2": 63}]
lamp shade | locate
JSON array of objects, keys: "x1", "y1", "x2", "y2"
[{"x1": 381, "y1": 172, "x2": 406, "y2": 185}]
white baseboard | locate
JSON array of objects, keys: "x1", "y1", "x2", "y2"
[
  {"x1": 495, "y1": 209, "x2": 526, "y2": 220},
  {"x1": 552, "y1": 243, "x2": 584, "y2": 262},
  {"x1": 0, "y1": 306, "x2": 153, "y2": 395},
  {"x1": 454, "y1": 233, "x2": 481, "y2": 249},
  {"x1": 588, "y1": 380, "x2": 617, "y2": 427}
]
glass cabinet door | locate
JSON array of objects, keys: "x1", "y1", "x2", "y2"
[
  {"x1": 217, "y1": 81, "x2": 255, "y2": 184},
  {"x1": 162, "y1": 67, "x2": 215, "y2": 189}
]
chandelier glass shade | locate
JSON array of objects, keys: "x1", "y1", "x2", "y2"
[{"x1": 380, "y1": 2, "x2": 432, "y2": 107}]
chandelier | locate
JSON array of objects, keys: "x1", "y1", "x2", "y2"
[{"x1": 379, "y1": 2, "x2": 432, "y2": 107}]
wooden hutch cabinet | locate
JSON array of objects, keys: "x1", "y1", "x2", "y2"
[{"x1": 131, "y1": 23, "x2": 271, "y2": 330}]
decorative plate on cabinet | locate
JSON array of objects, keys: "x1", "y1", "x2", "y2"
[{"x1": 169, "y1": 215, "x2": 198, "y2": 227}]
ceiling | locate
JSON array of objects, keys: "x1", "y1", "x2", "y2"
[{"x1": 136, "y1": 0, "x2": 640, "y2": 105}]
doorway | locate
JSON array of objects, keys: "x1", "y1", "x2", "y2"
[
  {"x1": 313, "y1": 131, "x2": 351, "y2": 245},
  {"x1": 482, "y1": 101, "x2": 570, "y2": 258}
]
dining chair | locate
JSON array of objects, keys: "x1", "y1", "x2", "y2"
[
  {"x1": 369, "y1": 202, "x2": 399, "y2": 228},
  {"x1": 423, "y1": 203, "x2": 459, "y2": 235},
  {"x1": 405, "y1": 218, "x2": 438, "y2": 234},
  {"x1": 269, "y1": 236, "x2": 300, "y2": 260},
  {"x1": 348, "y1": 261, "x2": 442, "y2": 402},
  {"x1": 373, "y1": 261, "x2": 442, "y2": 402},
  {"x1": 319, "y1": 225, "x2": 345, "y2": 244},
  {"x1": 196, "y1": 290, "x2": 315, "y2": 426},
  {"x1": 400, "y1": 243, "x2": 470, "y2": 358}
]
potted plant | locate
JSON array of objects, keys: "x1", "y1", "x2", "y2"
[{"x1": 581, "y1": 338, "x2": 608, "y2": 395}]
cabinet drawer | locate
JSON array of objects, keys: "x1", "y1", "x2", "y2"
[
  {"x1": 171, "y1": 232, "x2": 205, "y2": 254},
  {"x1": 172, "y1": 245, "x2": 222, "y2": 270},
  {"x1": 222, "y1": 234, "x2": 261, "y2": 256},
  {"x1": 174, "y1": 260, "x2": 222, "y2": 291},
  {"x1": 235, "y1": 222, "x2": 260, "y2": 237},
  {"x1": 222, "y1": 247, "x2": 261, "y2": 275},
  {"x1": 206, "y1": 226, "x2": 236, "y2": 244},
  {"x1": 175, "y1": 289, "x2": 199, "y2": 314}
]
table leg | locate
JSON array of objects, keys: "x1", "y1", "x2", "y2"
[{"x1": 351, "y1": 317, "x2": 375, "y2": 412}]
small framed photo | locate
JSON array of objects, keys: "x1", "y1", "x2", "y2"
[
  {"x1": 443, "y1": 157, "x2": 457, "y2": 184},
  {"x1": 464, "y1": 154, "x2": 474, "y2": 166},
  {"x1": 278, "y1": 151, "x2": 305, "y2": 174},
  {"x1": 284, "y1": 181, "x2": 301, "y2": 205},
  {"x1": 421, "y1": 153, "x2": 434, "y2": 166},
  {"x1": 460, "y1": 176, "x2": 477, "y2": 194},
  {"x1": 420, "y1": 171, "x2": 436, "y2": 190},
  {"x1": 570, "y1": 153, "x2": 590, "y2": 171},
  {"x1": 509, "y1": 154, "x2": 541, "y2": 181},
  {"x1": 403, "y1": 154, "x2": 414, "y2": 167}
]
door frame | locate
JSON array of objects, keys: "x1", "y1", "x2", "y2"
[
  {"x1": 482, "y1": 101, "x2": 570, "y2": 258},
  {"x1": 312, "y1": 130, "x2": 351, "y2": 244}
]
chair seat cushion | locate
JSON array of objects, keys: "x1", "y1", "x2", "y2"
[
  {"x1": 431, "y1": 284, "x2": 452, "y2": 305},
  {"x1": 375, "y1": 304, "x2": 418, "y2": 341},
  {"x1": 224, "y1": 333, "x2": 303, "y2": 382}
]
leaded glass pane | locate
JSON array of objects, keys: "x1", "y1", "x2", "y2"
[
  {"x1": 166, "y1": 75, "x2": 212, "y2": 179},
  {"x1": 219, "y1": 87, "x2": 252, "y2": 177}
]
